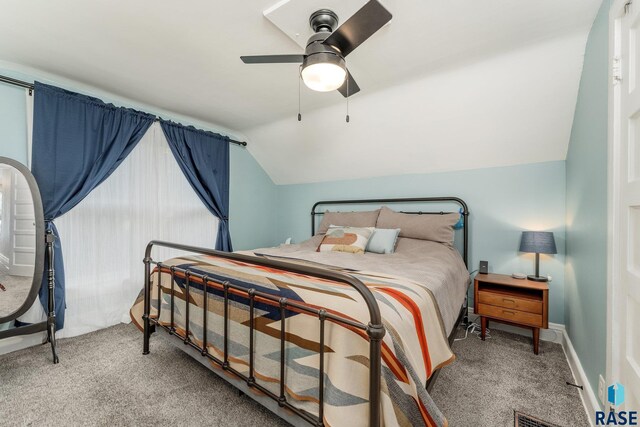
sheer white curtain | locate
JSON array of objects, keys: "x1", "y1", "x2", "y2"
[{"x1": 54, "y1": 122, "x2": 218, "y2": 338}]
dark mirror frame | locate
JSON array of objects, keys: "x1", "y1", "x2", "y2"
[
  {"x1": 0, "y1": 156, "x2": 45, "y2": 323},
  {"x1": 0, "y1": 156, "x2": 57, "y2": 363}
]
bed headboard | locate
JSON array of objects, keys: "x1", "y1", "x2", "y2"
[{"x1": 311, "y1": 197, "x2": 470, "y2": 267}]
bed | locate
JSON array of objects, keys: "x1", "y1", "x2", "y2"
[{"x1": 130, "y1": 197, "x2": 470, "y2": 427}]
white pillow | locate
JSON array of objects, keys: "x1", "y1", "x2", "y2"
[{"x1": 366, "y1": 228, "x2": 401, "y2": 254}]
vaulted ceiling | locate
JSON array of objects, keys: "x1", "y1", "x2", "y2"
[{"x1": 0, "y1": 0, "x2": 602, "y2": 184}]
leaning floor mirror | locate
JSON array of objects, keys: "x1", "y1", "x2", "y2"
[{"x1": 0, "y1": 156, "x2": 57, "y2": 363}]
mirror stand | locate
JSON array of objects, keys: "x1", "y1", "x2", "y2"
[{"x1": 45, "y1": 230, "x2": 58, "y2": 364}]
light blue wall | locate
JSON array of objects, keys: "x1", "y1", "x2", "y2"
[
  {"x1": 0, "y1": 68, "x2": 280, "y2": 251},
  {"x1": 229, "y1": 145, "x2": 279, "y2": 250},
  {"x1": 276, "y1": 161, "x2": 567, "y2": 324},
  {"x1": 0, "y1": 83, "x2": 28, "y2": 164},
  {"x1": 565, "y1": 0, "x2": 609, "y2": 400}
]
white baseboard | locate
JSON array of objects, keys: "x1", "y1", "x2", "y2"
[
  {"x1": 561, "y1": 329, "x2": 600, "y2": 426},
  {"x1": 466, "y1": 309, "x2": 598, "y2": 425}
]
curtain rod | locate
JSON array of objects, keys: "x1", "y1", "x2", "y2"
[{"x1": 0, "y1": 74, "x2": 248, "y2": 147}]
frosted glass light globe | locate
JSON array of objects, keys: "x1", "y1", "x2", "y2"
[{"x1": 301, "y1": 62, "x2": 347, "y2": 92}]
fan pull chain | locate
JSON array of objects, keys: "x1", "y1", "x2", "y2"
[
  {"x1": 298, "y1": 65, "x2": 302, "y2": 122},
  {"x1": 345, "y1": 69, "x2": 350, "y2": 123}
]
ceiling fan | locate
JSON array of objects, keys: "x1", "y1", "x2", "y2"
[{"x1": 240, "y1": 0, "x2": 392, "y2": 98}]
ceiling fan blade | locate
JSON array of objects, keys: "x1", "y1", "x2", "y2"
[
  {"x1": 323, "y1": 0, "x2": 392, "y2": 57},
  {"x1": 240, "y1": 54, "x2": 305, "y2": 64},
  {"x1": 337, "y1": 70, "x2": 360, "y2": 98}
]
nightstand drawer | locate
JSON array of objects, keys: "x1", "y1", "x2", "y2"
[
  {"x1": 477, "y1": 303, "x2": 542, "y2": 327},
  {"x1": 478, "y1": 291, "x2": 542, "y2": 314}
]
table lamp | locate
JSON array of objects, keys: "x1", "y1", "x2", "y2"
[{"x1": 519, "y1": 231, "x2": 557, "y2": 282}]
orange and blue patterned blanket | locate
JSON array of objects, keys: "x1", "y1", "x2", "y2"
[{"x1": 130, "y1": 253, "x2": 454, "y2": 427}]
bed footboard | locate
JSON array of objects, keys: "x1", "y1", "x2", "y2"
[{"x1": 141, "y1": 240, "x2": 385, "y2": 427}]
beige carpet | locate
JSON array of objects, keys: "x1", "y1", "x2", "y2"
[
  {"x1": 0, "y1": 323, "x2": 589, "y2": 426},
  {"x1": 431, "y1": 327, "x2": 590, "y2": 427}
]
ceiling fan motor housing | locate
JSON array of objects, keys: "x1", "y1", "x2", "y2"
[{"x1": 306, "y1": 32, "x2": 342, "y2": 54}]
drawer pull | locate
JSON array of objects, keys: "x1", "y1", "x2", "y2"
[
  {"x1": 502, "y1": 310, "x2": 516, "y2": 316},
  {"x1": 502, "y1": 298, "x2": 516, "y2": 305}
]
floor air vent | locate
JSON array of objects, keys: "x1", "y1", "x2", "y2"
[{"x1": 514, "y1": 411, "x2": 560, "y2": 427}]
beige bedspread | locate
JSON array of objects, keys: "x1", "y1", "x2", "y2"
[{"x1": 244, "y1": 236, "x2": 470, "y2": 334}]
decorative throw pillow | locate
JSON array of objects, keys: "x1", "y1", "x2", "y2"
[
  {"x1": 365, "y1": 228, "x2": 401, "y2": 254},
  {"x1": 316, "y1": 210, "x2": 380, "y2": 235},
  {"x1": 317, "y1": 226, "x2": 374, "y2": 254},
  {"x1": 376, "y1": 206, "x2": 459, "y2": 246}
]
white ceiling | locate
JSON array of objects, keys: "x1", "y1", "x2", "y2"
[{"x1": 0, "y1": 0, "x2": 602, "y2": 184}]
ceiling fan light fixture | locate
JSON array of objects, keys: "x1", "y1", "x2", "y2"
[{"x1": 301, "y1": 53, "x2": 346, "y2": 92}]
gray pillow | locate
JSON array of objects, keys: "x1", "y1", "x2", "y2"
[
  {"x1": 316, "y1": 209, "x2": 380, "y2": 235},
  {"x1": 365, "y1": 228, "x2": 401, "y2": 254},
  {"x1": 376, "y1": 206, "x2": 458, "y2": 246}
]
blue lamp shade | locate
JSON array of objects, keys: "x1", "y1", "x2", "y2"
[{"x1": 519, "y1": 231, "x2": 557, "y2": 254}]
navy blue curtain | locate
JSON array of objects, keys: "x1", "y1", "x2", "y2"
[
  {"x1": 160, "y1": 121, "x2": 232, "y2": 251},
  {"x1": 31, "y1": 82, "x2": 155, "y2": 329}
]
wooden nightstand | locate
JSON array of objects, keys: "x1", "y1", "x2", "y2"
[{"x1": 474, "y1": 273, "x2": 549, "y2": 354}]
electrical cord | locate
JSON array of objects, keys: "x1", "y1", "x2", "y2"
[
  {"x1": 454, "y1": 322, "x2": 491, "y2": 341},
  {"x1": 453, "y1": 269, "x2": 489, "y2": 341},
  {"x1": 454, "y1": 314, "x2": 491, "y2": 341}
]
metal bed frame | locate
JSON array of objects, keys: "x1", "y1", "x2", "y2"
[{"x1": 142, "y1": 197, "x2": 469, "y2": 426}]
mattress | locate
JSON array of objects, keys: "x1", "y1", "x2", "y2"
[{"x1": 245, "y1": 235, "x2": 470, "y2": 335}]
